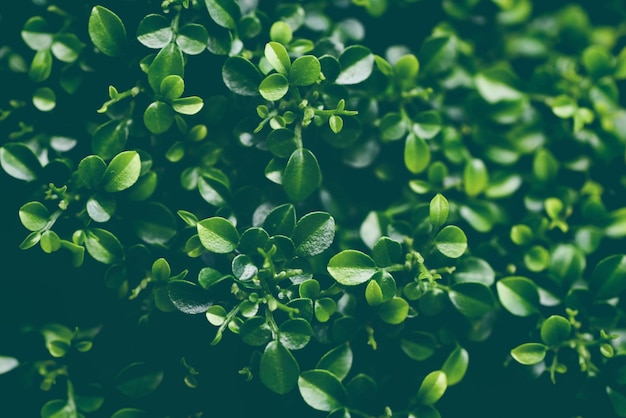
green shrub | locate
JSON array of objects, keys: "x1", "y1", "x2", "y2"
[{"x1": 2, "y1": 0, "x2": 626, "y2": 417}]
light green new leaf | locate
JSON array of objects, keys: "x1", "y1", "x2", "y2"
[
  {"x1": 29, "y1": 48, "x2": 52, "y2": 82},
  {"x1": 197, "y1": 217, "x2": 239, "y2": 253},
  {"x1": 172, "y1": 97, "x2": 204, "y2": 115},
  {"x1": 259, "y1": 73, "x2": 289, "y2": 101},
  {"x1": 327, "y1": 250, "x2": 377, "y2": 286},
  {"x1": 19, "y1": 201, "x2": 50, "y2": 231},
  {"x1": 448, "y1": 282, "x2": 495, "y2": 318},
  {"x1": 88, "y1": 6, "x2": 127, "y2": 57},
  {"x1": 290, "y1": 55, "x2": 321, "y2": 86},
  {"x1": 336, "y1": 45, "x2": 374, "y2": 85},
  {"x1": 292, "y1": 211, "x2": 335, "y2": 257},
  {"x1": 279, "y1": 319, "x2": 313, "y2": 350},
  {"x1": 378, "y1": 297, "x2": 409, "y2": 324},
  {"x1": 298, "y1": 369, "x2": 348, "y2": 411},
  {"x1": 160, "y1": 75, "x2": 185, "y2": 100},
  {"x1": 136, "y1": 14, "x2": 173, "y2": 49},
  {"x1": 78, "y1": 155, "x2": 106, "y2": 189},
  {"x1": 316, "y1": 344, "x2": 353, "y2": 381},
  {"x1": 429, "y1": 193, "x2": 449, "y2": 229},
  {"x1": 416, "y1": 370, "x2": 447, "y2": 406},
  {"x1": 404, "y1": 132, "x2": 430, "y2": 174},
  {"x1": 260, "y1": 341, "x2": 299, "y2": 394},
  {"x1": 103, "y1": 151, "x2": 141, "y2": 192},
  {"x1": 496, "y1": 276, "x2": 539, "y2": 317},
  {"x1": 264, "y1": 41, "x2": 291, "y2": 75},
  {"x1": 442, "y1": 346, "x2": 469, "y2": 386},
  {"x1": 283, "y1": 148, "x2": 322, "y2": 202},
  {"x1": 148, "y1": 43, "x2": 184, "y2": 93},
  {"x1": 434, "y1": 226, "x2": 467, "y2": 258},
  {"x1": 84, "y1": 228, "x2": 124, "y2": 264},
  {"x1": 205, "y1": 0, "x2": 241, "y2": 30},
  {"x1": 0, "y1": 143, "x2": 41, "y2": 181},
  {"x1": 510, "y1": 343, "x2": 547, "y2": 365},
  {"x1": 144, "y1": 101, "x2": 174, "y2": 134},
  {"x1": 540, "y1": 315, "x2": 571, "y2": 346}
]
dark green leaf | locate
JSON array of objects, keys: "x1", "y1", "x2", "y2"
[
  {"x1": 283, "y1": 148, "x2": 322, "y2": 201},
  {"x1": 279, "y1": 319, "x2": 313, "y2": 350},
  {"x1": 92, "y1": 120, "x2": 129, "y2": 160},
  {"x1": 222, "y1": 56, "x2": 262, "y2": 96},
  {"x1": 88, "y1": 6, "x2": 127, "y2": 57},
  {"x1": 115, "y1": 362, "x2": 163, "y2": 397},
  {"x1": 197, "y1": 217, "x2": 239, "y2": 253},
  {"x1": 419, "y1": 36, "x2": 456, "y2": 74},
  {"x1": 327, "y1": 250, "x2": 377, "y2": 286},
  {"x1": 589, "y1": 255, "x2": 626, "y2": 300},
  {"x1": 133, "y1": 202, "x2": 177, "y2": 244},
  {"x1": 292, "y1": 211, "x2": 335, "y2": 257},
  {"x1": 260, "y1": 341, "x2": 299, "y2": 394},
  {"x1": 316, "y1": 344, "x2": 353, "y2": 381},
  {"x1": 167, "y1": 280, "x2": 212, "y2": 314},
  {"x1": 240, "y1": 317, "x2": 272, "y2": 346},
  {"x1": 400, "y1": 332, "x2": 438, "y2": 361},
  {"x1": 299, "y1": 369, "x2": 348, "y2": 411},
  {"x1": 111, "y1": 408, "x2": 148, "y2": 418},
  {"x1": 267, "y1": 128, "x2": 299, "y2": 158},
  {"x1": 448, "y1": 282, "x2": 495, "y2": 318},
  {"x1": 205, "y1": 0, "x2": 241, "y2": 30},
  {"x1": 264, "y1": 203, "x2": 296, "y2": 236}
]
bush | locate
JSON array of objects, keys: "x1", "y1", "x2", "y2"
[{"x1": 2, "y1": 0, "x2": 626, "y2": 417}]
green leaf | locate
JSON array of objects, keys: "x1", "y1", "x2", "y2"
[
  {"x1": 372, "y1": 237, "x2": 402, "y2": 267},
  {"x1": 365, "y1": 280, "x2": 384, "y2": 306},
  {"x1": 19, "y1": 201, "x2": 50, "y2": 231},
  {"x1": 111, "y1": 408, "x2": 148, "y2": 418},
  {"x1": 452, "y1": 257, "x2": 495, "y2": 286},
  {"x1": 0, "y1": 143, "x2": 41, "y2": 181},
  {"x1": 29, "y1": 48, "x2": 52, "y2": 82},
  {"x1": 540, "y1": 315, "x2": 571, "y2": 346},
  {"x1": 264, "y1": 203, "x2": 296, "y2": 236},
  {"x1": 589, "y1": 255, "x2": 626, "y2": 300},
  {"x1": 532, "y1": 149, "x2": 559, "y2": 182},
  {"x1": 548, "y1": 244, "x2": 586, "y2": 286},
  {"x1": 550, "y1": 95, "x2": 577, "y2": 118},
  {"x1": 0, "y1": 356, "x2": 19, "y2": 375},
  {"x1": 419, "y1": 36, "x2": 456, "y2": 74},
  {"x1": 290, "y1": 55, "x2": 321, "y2": 86},
  {"x1": 380, "y1": 112, "x2": 407, "y2": 141},
  {"x1": 510, "y1": 343, "x2": 547, "y2": 365},
  {"x1": 463, "y1": 158, "x2": 489, "y2": 197},
  {"x1": 429, "y1": 193, "x2": 449, "y2": 229},
  {"x1": 404, "y1": 132, "x2": 431, "y2": 174},
  {"x1": 496, "y1": 276, "x2": 540, "y2": 317},
  {"x1": 298, "y1": 370, "x2": 348, "y2": 411},
  {"x1": 299, "y1": 279, "x2": 320, "y2": 299},
  {"x1": 148, "y1": 43, "x2": 184, "y2": 93},
  {"x1": 86, "y1": 193, "x2": 116, "y2": 223},
  {"x1": 400, "y1": 332, "x2": 438, "y2": 361},
  {"x1": 41, "y1": 399, "x2": 74, "y2": 418},
  {"x1": 198, "y1": 267, "x2": 228, "y2": 289},
  {"x1": 21, "y1": 16, "x2": 52, "y2": 50},
  {"x1": 416, "y1": 370, "x2": 447, "y2": 406},
  {"x1": 32, "y1": 87, "x2": 56, "y2": 112},
  {"x1": 167, "y1": 280, "x2": 212, "y2": 314},
  {"x1": 327, "y1": 250, "x2": 377, "y2": 286},
  {"x1": 133, "y1": 202, "x2": 177, "y2": 245},
  {"x1": 197, "y1": 217, "x2": 239, "y2": 253},
  {"x1": 524, "y1": 245, "x2": 551, "y2": 272},
  {"x1": 88, "y1": 6, "x2": 127, "y2": 57},
  {"x1": 116, "y1": 362, "x2": 163, "y2": 398},
  {"x1": 267, "y1": 128, "x2": 299, "y2": 158},
  {"x1": 240, "y1": 317, "x2": 273, "y2": 346},
  {"x1": 434, "y1": 226, "x2": 467, "y2": 258},
  {"x1": 346, "y1": 374, "x2": 378, "y2": 412},
  {"x1": 259, "y1": 73, "x2": 289, "y2": 101},
  {"x1": 222, "y1": 56, "x2": 262, "y2": 96},
  {"x1": 176, "y1": 24, "x2": 209, "y2": 55},
  {"x1": 607, "y1": 386, "x2": 626, "y2": 417},
  {"x1": 204, "y1": 0, "x2": 241, "y2": 30},
  {"x1": 329, "y1": 115, "x2": 343, "y2": 134},
  {"x1": 84, "y1": 228, "x2": 124, "y2": 264},
  {"x1": 264, "y1": 42, "x2": 291, "y2": 75},
  {"x1": 442, "y1": 346, "x2": 469, "y2": 386},
  {"x1": 260, "y1": 341, "x2": 300, "y2": 394},
  {"x1": 582, "y1": 45, "x2": 613, "y2": 79},
  {"x1": 136, "y1": 14, "x2": 173, "y2": 49},
  {"x1": 279, "y1": 319, "x2": 313, "y2": 350},
  {"x1": 292, "y1": 212, "x2": 335, "y2": 257},
  {"x1": 231, "y1": 254, "x2": 258, "y2": 281},
  {"x1": 474, "y1": 67, "x2": 522, "y2": 103},
  {"x1": 270, "y1": 21, "x2": 293, "y2": 44},
  {"x1": 315, "y1": 298, "x2": 337, "y2": 323},
  {"x1": 378, "y1": 297, "x2": 409, "y2": 324},
  {"x1": 413, "y1": 110, "x2": 442, "y2": 139},
  {"x1": 103, "y1": 151, "x2": 141, "y2": 192},
  {"x1": 316, "y1": 344, "x2": 353, "y2": 381},
  {"x1": 448, "y1": 282, "x2": 495, "y2": 318},
  {"x1": 283, "y1": 148, "x2": 322, "y2": 202},
  {"x1": 171, "y1": 97, "x2": 204, "y2": 115},
  {"x1": 160, "y1": 75, "x2": 185, "y2": 100},
  {"x1": 394, "y1": 53, "x2": 419, "y2": 84},
  {"x1": 51, "y1": 33, "x2": 83, "y2": 63},
  {"x1": 336, "y1": 45, "x2": 374, "y2": 85},
  {"x1": 92, "y1": 120, "x2": 129, "y2": 160}
]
